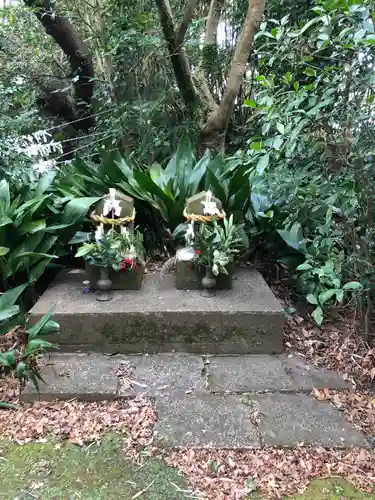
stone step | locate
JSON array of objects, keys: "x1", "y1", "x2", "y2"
[
  {"x1": 22, "y1": 353, "x2": 367, "y2": 449},
  {"x1": 29, "y1": 268, "x2": 284, "y2": 355},
  {"x1": 153, "y1": 392, "x2": 368, "y2": 448},
  {"x1": 22, "y1": 352, "x2": 350, "y2": 402}
]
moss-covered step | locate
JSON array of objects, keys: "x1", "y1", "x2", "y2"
[
  {"x1": 29, "y1": 267, "x2": 284, "y2": 354},
  {"x1": 0, "y1": 435, "x2": 188, "y2": 499}
]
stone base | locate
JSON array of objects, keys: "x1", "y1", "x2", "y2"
[
  {"x1": 176, "y1": 260, "x2": 233, "y2": 290},
  {"x1": 29, "y1": 267, "x2": 284, "y2": 354},
  {"x1": 85, "y1": 262, "x2": 144, "y2": 290}
]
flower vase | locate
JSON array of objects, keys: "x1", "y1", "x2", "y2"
[
  {"x1": 96, "y1": 266, "x2": 112, "y2": 301},
  {"x1": 201, "y1": 266, "x2": 216, "y2": 297}
]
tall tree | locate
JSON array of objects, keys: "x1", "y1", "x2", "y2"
[
  {"x1": 23, "y1": 0, "x2": 94, "y2": 134},
  {"x1": 155, "y1": 0, "x2": 266, "y2": 153}
]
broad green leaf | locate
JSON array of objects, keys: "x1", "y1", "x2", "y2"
[
  {"x1": 27, "y1": 307, "x2": 55, "y2": 339},
  {"x1": 0, "y1": 305, "x2": 20, "y2": 322},
  {"x1": 291, "y1": 17, "x2": 322, "y2": 37},
  {"x1": 336, "y1": 289, "x2": 344, "y2": 303},
  {"x1": 278, "y1": 223, "x2": 304, "y2": 252},
  {"x1": 4, "y1": 230, "x2": 45, "y2": 278},
  {"x1": 75, "y1": 244, "x2": 95, "y2": 258},
  {"x1": 285, "y1": 118, "x2": 309, "y2": 157},
  {"x1": 296, "y1": 262, "x2": 313, "y2": 271},
  {"x1": 132, "y1": 170, "x2": 171, "y2": 205},
  {"x1": 115, "y1": 158, "x2": 135, "y2": 182},
  {"x1": 250, "y1": 142, "x2": 263, "y2": 151},
  {"x1": 2, "y1": 350, "x2": 16, "y2": 367},
  {"x1": 319, "y1": 289, "x2": 339, "y2": 304},
  {"x1": 0, "y1": 401, "x2": 18, "y2": 410},
  {"x1": 24, "y1": 339, "x2": 56, "y2": 356},
  {"x1": 69, "y1": 232, "x2": 92, "y2": 245},
  {"x1": 244, "y1": 99, "x2": 257, "y2": 108},
  {"x1": 276, "y1": 123, "x2": 285, "y2": 134},
  {"x1": 19, "y1": 219, "x2": 46, "y2": 234},
  {"x1": 34, "y1": 171, "x2": 56, "y2": 197},
  {"x1": 0, "y1": 283, "x2": 28, "y2": 310},
  {"x1": 16, "y1": 361, "x2": 26, "y2": 378},
  {"x1": 0, "y1": 180, "x2": 10, "y2": 215},
  {"x1": 149, "y1": 163, "x2": 163, "y2": 183},
  {"x1": 0, "y1": 246, "x2": 9, "y2": 256},
  {"x1": 206, "y1": 168, "x2": 227, "y2": 205},
  {"x1": 343, "y1": 281, "x2": 363, "y2": 291},
  {"x1": 176, "y1": 135, "x2": 195, "y2": 200},
  {"x1": 312, "y1": 306, "x2": 323, "y2": 326},
  {"x1": 39, "y1": 320, "x2": 59, "y2": 335},
  {"x1": 256, "y1": 153, "x2": 270, "y2": 174},
  {"x1": 251, "y1": 192, "x2": 273, "y2": 214},
  {"x1": 28, "y1": 371, "x2": 41, "y2": 393},
  {"x1": 0, "y1": 216, "x2": 12, "y2": 228},
  {"x1": 35, "y1": 235, "x2": 58, "y2": 255},
  {"x1": 189, "y1": 150, "x2": 211, "y2": 195},
  {"x1": 304, "y1": 67, "x2": 317, "y2": 77},
  {"x1": 306, "y1": 294, "x2": 318, "y2": 305},
  {"x1": 307, "y1": 97, "x2": 334, "y2": 117},
  {"x1": 15, "y1": 196, "x2": 49, "y2": 216},
  {"x1": 273, "y1": 136, "x2": 284, "y2": 150},
  {"x1": 28, "y1": 258, "x2": 54, "y2": 283},
  {"x1": 61, "y1": 197, "x2": 101, "y2": 226}
]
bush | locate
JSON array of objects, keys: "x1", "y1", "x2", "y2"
[
  {"x1": 0, "y1": 175, "x2": 101, "y2": 292},
  {"x1": 240, "y1": 1, "x2": 375, "y2": 330},
  {"x1": 0, "y1": 284, "x2": 59, "y2": 397}
]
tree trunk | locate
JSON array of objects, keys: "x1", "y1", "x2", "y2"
[
  {"x1": 156, "y1": 0, "x2": 266, "y2": 154},
  {"x1": 24, "y1": 0, "x2": 94, "y2": 132},
  {"x1": 198, "y1": 0, "x2": 266, "y2": 153},
  {"x1": 155, "y1": 0, "x2": 198, "y2": 113}
]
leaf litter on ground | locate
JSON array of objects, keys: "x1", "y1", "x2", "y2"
[
  {"x1": 0, "y1": 397, "x2": 156, "y2": 459},
  {"x1": 166, "y1": 446, "x2": 375, "y2": 499},
  {"x1": 1, "y1": 307, "x2": 375, "y2": 498}
]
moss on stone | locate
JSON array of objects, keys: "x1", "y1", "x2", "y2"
[
  {"x1": 0, "y1": 438, "x2": 373, "y2": 499},
  {"x1": 100, "y1": 319, "x2": 217, "y2": 345},
  {"x1": 0, "y1": 435, "x2": 188, "y2": 499},
  {"x1": 287, "y1": 478, "x2": 375, "y2": 499}
]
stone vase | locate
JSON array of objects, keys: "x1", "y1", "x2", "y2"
[
  {"x1": 201, "y1": 266, "x2": 216, "y2": 297},
  {"x1": 96, "y1": 266, "x2": 112, "y2": 302}
]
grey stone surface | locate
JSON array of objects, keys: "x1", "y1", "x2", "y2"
[
  {"x1": 252, "y1": 393, "x2": 368, "y2": 447},
  {"x1": 20, "y1": 353, "x2": 369, "y2": 449},
  {"x1": 206, "y1": 355, "x2": 295, "y2": 393},
  {"x1": 29, "y1": 268, "x2": 284, "y2": 354},
  {"x1": 117, "y1": 353, "x2": 207, "y2": 398},
  {"x1": 279, "y1": 355, "x2": 350, "y2": 390},
  {"x1": 154, "y1": 393, "x2": 260, "y2": 448},
  {"x1": 21, "y1": 353, "x2": 120, "y2": 402}
]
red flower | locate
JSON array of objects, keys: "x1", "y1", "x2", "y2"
[
  {"x1": 195, "y1": 249, "x2": 201, "y2": 255},
  {"x1": 121, "y1": 258, "x2": 136, "y2": 271}
]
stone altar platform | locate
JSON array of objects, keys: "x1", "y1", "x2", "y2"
[{"x1": 29, "y1": 268, "x2": 284, "y2": 354}]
